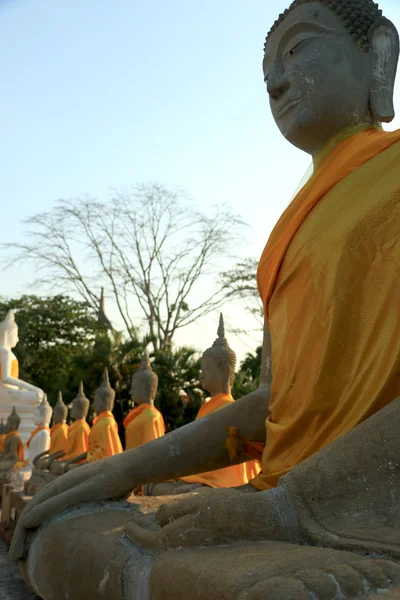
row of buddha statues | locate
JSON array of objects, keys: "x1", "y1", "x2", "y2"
[{"x1": 0, "y1": 315, "x2": 260, "y2": 497}]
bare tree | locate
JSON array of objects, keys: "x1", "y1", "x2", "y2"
[
  {"x1": 4, "y1": 183, "x2": 245, "y2": 351},
  {"x1": 221, "y1": 258, "x2": 263, "y2": 331}
]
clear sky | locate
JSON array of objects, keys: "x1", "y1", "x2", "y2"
[{"x1": 1, "y1": 0, "x2": 400, "y2": 361}]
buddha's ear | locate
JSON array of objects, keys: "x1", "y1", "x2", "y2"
[{"x1": 368, "y1": 18, "x2": 399, "y2": 123}]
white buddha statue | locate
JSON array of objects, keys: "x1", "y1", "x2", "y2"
[
  {"x1": 0, "y1": 310, "x2": 44, "y2": 448},
  {"x1": 26, "y1": 397, "x2": 52, "y2": 467}
]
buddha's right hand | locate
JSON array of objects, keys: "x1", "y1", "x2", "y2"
[{"x1": 9, "y1": 452, "x2": 135, "y2": 562}]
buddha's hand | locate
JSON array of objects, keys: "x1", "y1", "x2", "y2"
[
  {"x1": 9, "y1": 453, "x2": 134, "y2": 562},
  {"x1": 124, "y1": 486, "x2": 302, "y2": 549}
]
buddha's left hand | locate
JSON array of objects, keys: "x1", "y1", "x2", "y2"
[{"x1": 124, "y1": 486, "x2": 302, "y2": 549}]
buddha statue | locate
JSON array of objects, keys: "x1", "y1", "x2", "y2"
[
  {"x1": 0, "y1": 408, "x2": 24, "y2": 476},
  {"x1": 123, "y1": 350, "x2": 165, "y2": 451},
  {"x1": 25, "y1": 397, "x2": 52, "y2": 467},
  {"x1": 0, "y1": 418, "x2": 5, "y2": 452},
  {"x1": 11, "y1": 2, "x2": 400, "y2": 598},
  {"x1": 48, "y1": 381, "x2": 91, "y2": 476},
  {"x1": 0, "y1": 310, "x2": 44, "y2": 448},
  {"x1": 34, "y1": 391, "x2": 69, "y2": 471},
  {"x1": 63, "y1": 369, "x2": 122, "y2": 470},
  {"x1": 144, "y1": 315, "x2": 260, "y2": 496}
]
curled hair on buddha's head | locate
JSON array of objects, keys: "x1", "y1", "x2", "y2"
[
  {"x1": 202, "y1": 314, "x2": 237, "y2": 386},
  {"x1": 265, "y1": 0, "x2": 384, "y2": 53}
]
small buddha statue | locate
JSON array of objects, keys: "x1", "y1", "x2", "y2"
[
  {"x1": 0, "y1": 310, "x2": 44, "y2": 447},
  {"x1": 49, "y1": 382, "x2": 91, "y2": 476},
  {"x1": 34, "y1": 391, "x2": 69, "y2": 470},
  {"x1": 26, "y1": 397, "x2": 52, "y2": 466},
  {"x1": 64, "y1": 369, "x2": 122, "y2": 470},
  {"x1": 0, "y1": 407, "x2": 24, "y2": 476},
  {"x1": 123, "y1": 351, "x2": 165, "y2": 451},
  {"x1": 144, "y1": 315, "x2": 260, "y2": 496},
  {"x1": 0, "y1": 418, "x2": 5, "y2": 452}
]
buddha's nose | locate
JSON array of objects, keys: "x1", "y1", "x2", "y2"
[{"x1": 267, "y1": 66, "x2": 289, "y2": 101}]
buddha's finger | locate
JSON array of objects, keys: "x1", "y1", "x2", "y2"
[
  {"x1": 156, "y1": 496, "x2": 200, "y2": 527},
  {"x1": 123, "y1": 523, "x2": 163, "y2": 550},
  {"x1": 158, "y1": 513, "x2": 200, "y2": 548},
  {"x1": 8, "y1": 525, "x2": 27, "y2": 562},
  {"x1": 20, "y1": 486, "x2": 93, "y2": 528}
]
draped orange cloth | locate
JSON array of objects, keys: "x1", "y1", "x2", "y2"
[
  {"x1": 49, "y1": 422, "x2": 69, "y2": 454},
  {"x1": 182, "y1": 394, "x2": 261, "y2": 488},
  {"x1": 252, "y1": 127, "x2": 400, "y2": 491},
  {"x1": 0, "y1": 434, "x2": 5, "y2": 452},
  {"x1": 123, "y1": 404, "x2": 165, "y2": 450},
  {"x1": 87, "y1": 411, "x2": 123, "y2": 463},
  {"x1": 63, "y1": 419, "x2": 91, "y2": 462},
  {"x1": 3, "y1": 431, "x2": 25, "y2": 461},
  {"x1": 26, "y1": 426, "x2": 50, "y2": 449},
  {"x1": 0, "y1": 358, "x2": 19, "y2": 380}
]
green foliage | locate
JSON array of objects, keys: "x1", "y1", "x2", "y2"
[
  {"x1": 0, "y1": 295, "x2": 103, "y2": 405},
  {"x1": 152, "y1": 346, "x2": 204, "y2": 432},
  {"x1": 232, "y1": 346, "x2": 262, "y2": 399}
]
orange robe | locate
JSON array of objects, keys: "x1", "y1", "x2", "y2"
[
  {"x1": 63, "y1": 419, "x2": 91, "y2": 462},
  {"x1": 49, "y1": 422, "x2": 69, "y2": 454},
  {"x1": 252, "y1": 127, "x2": 400, "y2": 490},
  {"x1": 182, "y1": 394, "x2": 260, "y2": 488},
  {"x1": 87, "y1": 411, "x2": 122, "y2": 463},
  {"x1": 124, "y1": 404, "x2": 165, "y2": 450},
  {"x1": 0, "y1": 434, "x2": 5, "y2": 452},
  {"x1": 3, "y1": 431, "x2": 25, "y2": 461}
]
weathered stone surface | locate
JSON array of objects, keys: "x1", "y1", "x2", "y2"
[{"x1": 0, "y1": 539, "x2": 37, "y2": 599}]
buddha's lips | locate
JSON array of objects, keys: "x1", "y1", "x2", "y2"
[{"x1": 276, "y1": 97, "x2": 301, "y2": 118}]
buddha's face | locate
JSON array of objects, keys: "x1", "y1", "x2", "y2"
[
  {"x1": 5, "y1": 417, "x2": 18, "y2": 433},
  {"x1": 53, "y1": 406, "x2": 67, "y2": 424},
  {"x1": 93, "y1": 391, "x2": 104, "y2": 415},
  {"x1": 264, "y1": 2, "x2": 375, "y2": 155},
  {"x1": 6, "y1": 326, "x2": 19, "y2": 349},
  {"x1": 130, "y1": 374, "x2": 151, "y2": 405},
  {"x1": 200, "y1": 355, "x2": 227, "y2": 396},
  {"x1": 71, "y1": 401, "x2": 87, "y2": 420}
]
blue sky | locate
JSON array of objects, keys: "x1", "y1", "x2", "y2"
[{"x1": 1, "y1": 0, "x2": 400, "y2": 360}]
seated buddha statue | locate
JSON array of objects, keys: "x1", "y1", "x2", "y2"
[
  {"x1": 0, "y1": 418, "x2": 5, "y2": 452},
  {"x1": 0, "y1": 408, "x2": 24, "y2": 476},
  {"x1": 64, "y1": 369, "x2": 122, "y2": 470},
  {"x1": 123, "y1": 351, "x2": 165, "y2": 451},
  {"x1": 0, "y1": 310, "x2": 44, "y2": 447},
  {"x1": 47, "y1": 382, "x2": 91, "y2": 476},
  {"x1": 144, "y1": 315, "x2": 260, "y2": 496},
  {"x1": 34, "y1": 391, "x2": 69, "y2": 471},
  {"x1": 25, "y1": 397, "x2": 52, "y2": 467},
  {"x1": 25, "y1": 384, "x2": 91, "y2": 493},
  {"x1": 11, "y1": 2, "x2": 400, "y2": 598}
]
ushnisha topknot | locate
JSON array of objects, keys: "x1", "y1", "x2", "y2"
[
  {"x1": 54, "y1": 390, "x2": 68, "y2": 422},
  {"x1": 95, "y1": 368, "x2": 116, "y2": 405},
  {"x1": 202, "y1": 314, "x2": 237, "y2": 386},
  {"x1": 131, "y1": 350, "x2": 158, "y2": 401},
  {"x1": 265, "y1": 0, "x2": 383, "y2": 53}
]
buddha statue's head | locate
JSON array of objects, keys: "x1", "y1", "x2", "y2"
[
  {"x1": 0, "y1": 310, "x2": 19, "y2": 349},
  {"x1": 130, "y1": 350, "x2": 158, "y2": 406},
  {"x1": 53, "y1": 391, "x2": 68, "y2": 424},
  {"x1": 70, "y1": 381, "x2": 90, "y2": 421},
  {"x1": 93, "y1": 368, "x2": 115, "y2": 414},
  {"x1": 0, "y1": 419, "x2": 4, "y2": 436},
  {"x1": 5, "y1": 407, "x2": 21, "y2": 434},
  {"x1": 264, "y1": 0, "x2": 399, "y2": 156},
  {"x1": 200, "y1": 314, "x2": 236, "y2": 397},
  {"x1": 34, "y1": 396, "x2": 53, "y2": 427}
]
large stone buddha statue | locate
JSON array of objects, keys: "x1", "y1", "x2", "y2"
[
  {"x1": 10, "y1": 2, "x2": 400, "y2": 598},
  {"x1": 0, "y1": 310, "x2": 44, "y2": 448}
]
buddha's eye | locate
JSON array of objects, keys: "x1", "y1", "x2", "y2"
[{"x1": 284, "y1": 38, "x2": 309, "y2": 58}]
